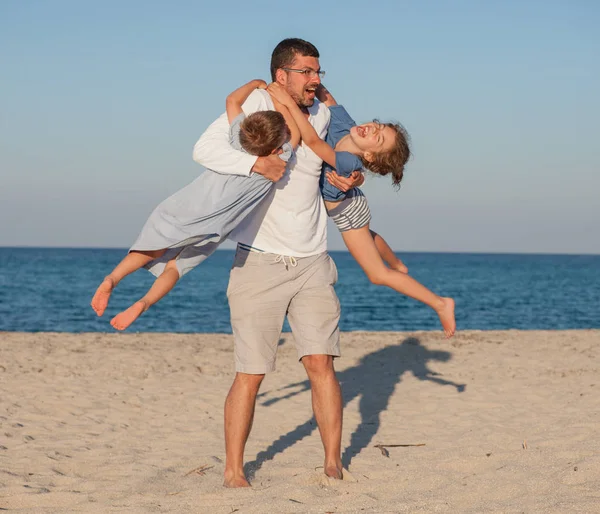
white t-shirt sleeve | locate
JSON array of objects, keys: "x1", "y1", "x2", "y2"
[{"x1": 192, "y1": 90, "x2": 269, "y2": 177}]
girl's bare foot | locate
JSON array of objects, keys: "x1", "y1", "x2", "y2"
[
  {"x1": 110, "y1": 301, "x2": 147, "y2": 331},
  {"x1": 91, "y1": 277, "x2": 116, "y2": 316},
  {"x1": 436, "y1": 297, "x2": 456, "y2": 338},
  {"x1": 223, "y1": 471, "x2": 250, "y2": 488},
  {"x1": 392, "y1": 262, "x2": 409, "y2": 274}
]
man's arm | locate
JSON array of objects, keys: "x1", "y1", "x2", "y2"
[
  {"x1": 326, "y1": 170, "x2": 365, "y2": 191},
  {"x1": 316, "y1": 84, "x2": 338, "y2": 107},
  {"x1": 193, "y1": 90, "x2": 285, "y2": 181}
]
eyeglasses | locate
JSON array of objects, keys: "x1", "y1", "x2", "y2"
[{"x1": 280, "y1": 67, "x2": 326, "y2": 79}]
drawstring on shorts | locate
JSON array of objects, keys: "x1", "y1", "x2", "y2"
[{"x1": 275, "y1": 254, "x2": 298, "y2": 270}]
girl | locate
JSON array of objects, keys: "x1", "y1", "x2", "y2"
[
  {"x1": 267, "y1": 83, "x2": 456, "y2": 337},
  {"x1": 91, "y1": 80, "x2": 299, "y2": 330}
]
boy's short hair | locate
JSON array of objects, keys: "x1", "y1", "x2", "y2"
[
  {"x1": 362, "y1": 122, "x2": 411, "y2": 188},
  {"x1": 239, "y1": 111, "x2": 289, "y2": 157},
  {"x1": 270, "y1": 38, "x2": 320, "y2": 81}
]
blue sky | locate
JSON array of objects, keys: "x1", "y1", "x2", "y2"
[{"x1": 1, "y1": 0, "x2": 598, "y2": 253}]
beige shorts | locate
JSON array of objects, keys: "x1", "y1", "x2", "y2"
[{"x1": 226, "y1": 247, "x2": 341, "y2": 374}]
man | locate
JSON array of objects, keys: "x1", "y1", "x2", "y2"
[{"x1": 193, "y1": 38, "x2": 363, "y2": 488}]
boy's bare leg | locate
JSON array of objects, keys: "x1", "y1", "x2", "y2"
[
  {"x1": 302, "y1": 354, "x2": 343, "y2": 479},
  {"x1": 370, "y1": 229, "x2": 408, "y2": 273},
  {"x1": 91, "y1": 249, "x2": 166, "y2": 316},
  {"x1": 110, "y1": 259, "x2": 179, "y2": 330},
  {"x1": 343, "y1": 226, "x2": 456, "y2": 338},
  {"x1": 223, "y1": 373, "x2": 264, "y2": 487}
]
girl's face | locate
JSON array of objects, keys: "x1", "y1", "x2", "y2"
[{"x1": 350, "y1": 122, "x2": 396, "y2": 156}]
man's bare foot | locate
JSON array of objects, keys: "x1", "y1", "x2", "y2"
[
  {"x1": 91, "y1": 277, "x2": 116, "y2": 316},
  {"x1": 324, "y1": 463, "x2": 343, "y2": 480},
  {"x1": 435, "y1": 297, "x2": 456, "y2": 338},
  {"x1": 110, "y1": 300, "x2": 146, "y2": 331},
  {"x1": 223, "y1": 471, "x2": 250, "y2": 488}
]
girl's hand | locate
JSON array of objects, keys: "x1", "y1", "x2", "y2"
[
  {"x1": 267, "y1": 83, "x2": 294, "y2": 107},
  {"x1": 254, "y1": 79, "x2": 268, "y2": 89}
]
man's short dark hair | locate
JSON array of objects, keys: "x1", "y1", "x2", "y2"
[{"x1": 270, "y1": 38, "x2": 320, "y2": 81}]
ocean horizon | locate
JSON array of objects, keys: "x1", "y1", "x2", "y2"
[{"x1": 1, "y1": 247, "x2": 598, "y2": 333}]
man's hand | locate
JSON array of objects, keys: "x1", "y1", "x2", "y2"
[
  {"x1": 326, "y1": 170, "x2": 364, "y2": 192},
  {"x1": 266, "y1": 83, "x2": 295, "y2": 108},
  {"x1": 252, "y1": 154, "x2": 286, "y2": 182},
  {"x1": 316, "y1": 85, "x2": 337, "y2": 106}
]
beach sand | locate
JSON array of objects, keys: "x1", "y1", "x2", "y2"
[{"x1": 1, "y1": 330, "x2": 599, "y2": 513}]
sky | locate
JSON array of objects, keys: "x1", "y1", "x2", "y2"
[{"x1": 1, "y1": 0, "x2": 599, "y2": 254}]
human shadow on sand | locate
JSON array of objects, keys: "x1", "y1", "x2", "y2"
[{"x1": 244, "y1": 337, "x2": 465, "y2": 480}]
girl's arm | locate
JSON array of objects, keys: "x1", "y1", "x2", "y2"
[
  {"x1": 267, "y1": 83, "x2": 337, "y2": 168},
  {"x1": 271, "y1": 98, "x2": 301, "y2": 148},
  {"x1": 226, "y1": 79, "x2": 267, "y2": 124}
]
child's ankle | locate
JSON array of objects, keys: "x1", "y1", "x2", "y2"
[{"x1": 434, "y1": 297, "x2": 447, "y2": 311}]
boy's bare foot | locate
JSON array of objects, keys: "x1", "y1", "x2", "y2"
[
  {"x1": 91, "y1": 277, "x2": 116, "y2": 316},
  {"x1": 223, "y1": 471, "x2": 250, "y2": 488},
  {"x1": 110, "y1": 301, "x2": 146, "y2": 331},
  {"x1": 436, "y1": 297, "x2": 456, "y2": 338}
]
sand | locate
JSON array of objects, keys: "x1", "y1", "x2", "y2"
[{"x1": 1, "y1": 330, "x2": 599, "y2": 513}]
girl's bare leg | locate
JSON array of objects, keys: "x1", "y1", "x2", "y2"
[
  {"x1": 110, "y1": 259, "x2": 180, "y2": 331},
  {"x1": 370, "y1": 229, "x2": 408, "y2": 273},
  {"x1": 91, "y1": 249, "x2": 166, "y2": 316},
  {"x1": 342, "y1": 226, "x2": 456, "y2": 338}
]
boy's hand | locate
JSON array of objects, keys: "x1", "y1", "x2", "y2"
[
  {"x1": 254, "y1": 79, "x2": 268, "y2": 89},
  {"x1": 267, "y1": 83, "x2": 294, "y2": 107},
  {"x1": 252, "y1": 154, "x2": 286, "y2": 182},
  {"x1": 326, "y1": 170, "x2": 364, "y2": 192}
]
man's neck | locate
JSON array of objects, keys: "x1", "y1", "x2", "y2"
[{"x1": 299, "y1": 105, "x2": 310, "y2": 119}]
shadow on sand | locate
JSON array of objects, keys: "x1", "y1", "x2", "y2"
[{"x1": 244, "y1": 336, "x2": 465, "y2": 480}]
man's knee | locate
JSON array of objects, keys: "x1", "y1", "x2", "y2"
[
  {"x1": 302, "y1": 354, "x2": 334, "y2": 376},
  {"x1": 234, "y1": 372, "x2": 265, "y2": 391}
]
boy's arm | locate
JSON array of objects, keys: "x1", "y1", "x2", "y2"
[
  {"x1": 267, "y1": 83, "x2": 337, "y2": 168},
  {"x1": 225, "y1": 79, "x2": 267, "y2": 124},
  {"x1": 193, "y1": 90, "x2": 285, "y2": 180},
  {"x1": 370, "y1": 230, "x2": 408, "y2": 273},
  {"x1": 272, "y1": 98, "x2": 300, "y2": 148}
]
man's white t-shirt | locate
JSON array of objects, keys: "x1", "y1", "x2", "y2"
[{"x1": 193, "y1": 89, "x2": 331, "y2": 258}]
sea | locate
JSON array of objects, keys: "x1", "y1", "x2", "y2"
[{"x1": 0, "y1": 247, "x2": 598, "y2": 333}]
